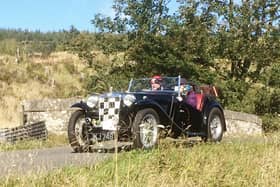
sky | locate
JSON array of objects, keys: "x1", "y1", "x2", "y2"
[
  {"x1": 0, "y1": 0, "x2": 115, "y2": 32},
  {"x1": 0, "y1": 1, "x2": 246, "y2": 33},
  {"x1": 0, "y1": 0, "x2": 181, "y2": 33}
]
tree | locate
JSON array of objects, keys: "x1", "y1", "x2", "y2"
[
  {"x1": 90, "y1": 0, "x2": 280, "y2": 114},
  {"x1": 92, "y1": 0, "x2": 174, "y2": 77},
  {"x1": 215, "y1": 0, "x2": 280, "y2": 81}
]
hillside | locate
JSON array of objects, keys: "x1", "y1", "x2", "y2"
[{"x1": 0, "y1": 52, "x2": 87, "y2": 127}]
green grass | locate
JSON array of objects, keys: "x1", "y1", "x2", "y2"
[
  {"x1": 0, "y1": 133, "x2": 68, "y2": 152},
  {"x1": 1, "y1": 134, "x2": 279, "y2": 186}
]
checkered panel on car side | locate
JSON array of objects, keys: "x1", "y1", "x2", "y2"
[{"x1": 99, "y1": 96, "x2": 121, "y2": 122}]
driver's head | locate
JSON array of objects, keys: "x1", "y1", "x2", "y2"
[{"x1": 151, "y1": 75, "x2": 162, "y2": 90}]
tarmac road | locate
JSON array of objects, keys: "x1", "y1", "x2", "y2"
[
  {"x1": 0, "y1": 140, "x2": 133, "y2": 177},
  {"x1": 0, "y1": 145, "x2": 119, "y2": 177}
]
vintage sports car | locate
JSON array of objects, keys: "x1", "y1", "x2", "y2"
[{"x1": 68, "y1": 76, "x2": 226, "y2": 152}]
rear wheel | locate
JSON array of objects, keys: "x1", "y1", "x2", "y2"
[
  {"x1": 68, "y1": 110, "x2": 91, "y2": 152},
  {"x1": 132, "y1": 108, "x2": 160, "y2": 149},
  {"x1": 206, "y1": 108, "x2": 224, "y2": 142}
]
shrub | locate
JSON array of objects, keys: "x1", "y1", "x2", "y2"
[
  {"x1": 63, "y1": 62, "x2": 76, "y2": 74},
  {"x1": 262, "y1": 114, "x2": 280, "y2": 132},
  {"x1": 0, "y1": 39, "x2": 18, "y2": 55},
  {"x1": 255, "y1": 88, "x2": 280, "y2": 115},
  {"x1": 270, "y1": 89, "x2": 280, "y2": 114},
  {"x1": 25, "y1": 63, "x2": 48, "y2": 83},
  {"x1": 268, "y1": 63, "x2": 280, "y2": 87},
  {"x1": 219, "y1": 80, "x2": 250, "y2": 111}
]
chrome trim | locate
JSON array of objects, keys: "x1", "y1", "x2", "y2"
[
  {"x1": 178, "y1": 75, "x2": 181, "y2": 97},
  {"x1": 127, "y1": 79, "x2": 133, "y2": 92}
]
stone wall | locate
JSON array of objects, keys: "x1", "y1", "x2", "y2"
[
  {"x1": 22, "y1": 98, "x2": 262, "y2": 136},
  {"x1": 224, "y1": 110, "x2": 262, "y2": 136},
  {"x1": 22, "y1": 98, "x2": 82, "y2": 134}
]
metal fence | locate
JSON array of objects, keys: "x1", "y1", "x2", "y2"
[{"x1": 0, "y1": 121, "x2": 47, "y2": 143}]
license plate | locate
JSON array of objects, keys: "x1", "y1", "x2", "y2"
[{"x1": 101, "y1": 118, "x2": 118, "y2": 131}]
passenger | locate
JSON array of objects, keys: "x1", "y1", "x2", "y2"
[
  {"x1": 179, "y1": 78, "x2": 187, "y2": 94},
  {"x1": 184, "y1": 84, "x2": 197, "y2": 109},
  {"x1": 150, "y1": 75, "x2": 162, "y2": 91}
]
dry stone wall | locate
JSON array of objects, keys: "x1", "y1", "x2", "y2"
[
  {"x1": 22, "y1": 98, "x2": 82, "y2": 134},
  {"x1": 22, "y1": 98, "x2": 262, "y2": 136},
  {"x1": 224, "y1": 110, "x2": 262, "y2": 136}
]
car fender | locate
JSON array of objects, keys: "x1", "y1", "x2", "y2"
[
  {"x1": 131, "y1": 99, "x2": 173, "y2": 125},
  {"x1": 203, "y1": 101, "x2": 226, "y2": 131},
  {"x1": 71, "y1": 101, "x2": 90, "y2": 111}
]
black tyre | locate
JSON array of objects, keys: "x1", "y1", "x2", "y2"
[
  {"x1": 206, "y1": 108, "x2": 224, "y2": 142},
  {"x1": 68, "y1": 110, "x2": 90, "y2": 152},
  {"x1": 132, "y1": 108, "x2": 160, "y2": 149}
]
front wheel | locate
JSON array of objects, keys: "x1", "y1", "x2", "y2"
[
  {"x1": 132, "y1": 108, "x2": 160, "y2": 149},
  {"x1": 206, "y1": 108, "x2": 224, "y2": 142},
  {"x1": 68, "y1": 110, "x2": 91, "y2": 152}
]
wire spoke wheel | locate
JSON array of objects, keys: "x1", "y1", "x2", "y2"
[
  {"x1": 209, "y1": 115, "x2": 222, "y2": 140},
  {"x1": 207, "y1": 108, "x2": 224, "y2": 142},
  {"x1": 133, "y1": 108, "x2": 160, "y2": 149},
  {"x1": 139, "y1": 114, "x2": 158, "y2": 148},
  {"x1": 75, "y1": 116, "x2": 87, "y2": 146},
  {"x1": 68, "y1": 110, "x2": 91, "y2": 152}
]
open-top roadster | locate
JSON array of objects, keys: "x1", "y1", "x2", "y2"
[{"x1": 68, "y1": 76, "x2": 226, "y2": 152}]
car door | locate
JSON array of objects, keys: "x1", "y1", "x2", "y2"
[{"x1": 176, "y1": 101, "x2": 204, "y2": 133}]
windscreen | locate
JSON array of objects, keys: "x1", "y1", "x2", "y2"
[{"x1": 128, "y1": 77, "x2": 180, "y2": 92}]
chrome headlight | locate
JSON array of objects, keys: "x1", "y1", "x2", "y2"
[
  {"x1": 123, "y1": 94, "x2": 136, "y2": 106},
  {"x1": 86, "y1": 95, "x2": 99, "y2": 108}
]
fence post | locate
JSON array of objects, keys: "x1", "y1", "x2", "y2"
[{"x1": 20, "y1": 105, "x2": 25, "y2": 126}]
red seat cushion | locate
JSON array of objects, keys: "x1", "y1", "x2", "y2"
[{"x1": 196, "y1": 94, "x2": 203, "y2": 111}]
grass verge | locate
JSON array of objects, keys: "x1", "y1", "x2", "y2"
[
  {"x1": 0, "y1": 133, "x2": 68, "y2": 152},
  {"x1": 1, "y1": 134, "x2": 279, "y2": 186}
]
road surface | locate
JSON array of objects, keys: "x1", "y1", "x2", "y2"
[{"x1": 0, "y1": 142, "x2": 132, "y2": 177}]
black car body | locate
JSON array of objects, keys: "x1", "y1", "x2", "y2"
[{"x1": 68, "y1": 76, "x2": 226, "y2": 152}]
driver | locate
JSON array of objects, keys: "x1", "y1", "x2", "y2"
[{"x1": 150, "y1": 75, "x2": 162, "y2": 90}]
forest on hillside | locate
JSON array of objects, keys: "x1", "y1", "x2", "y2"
[{"x1": 0, "y1": 0, "x2": 279, "y2": 131}]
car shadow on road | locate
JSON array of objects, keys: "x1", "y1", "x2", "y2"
[{"x1": 72, "y1": 137, "x2": 205, "y2": 154}]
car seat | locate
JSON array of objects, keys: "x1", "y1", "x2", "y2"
[{"x1": 196, "y1": 93, "x2": 204, "y2": 111}]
